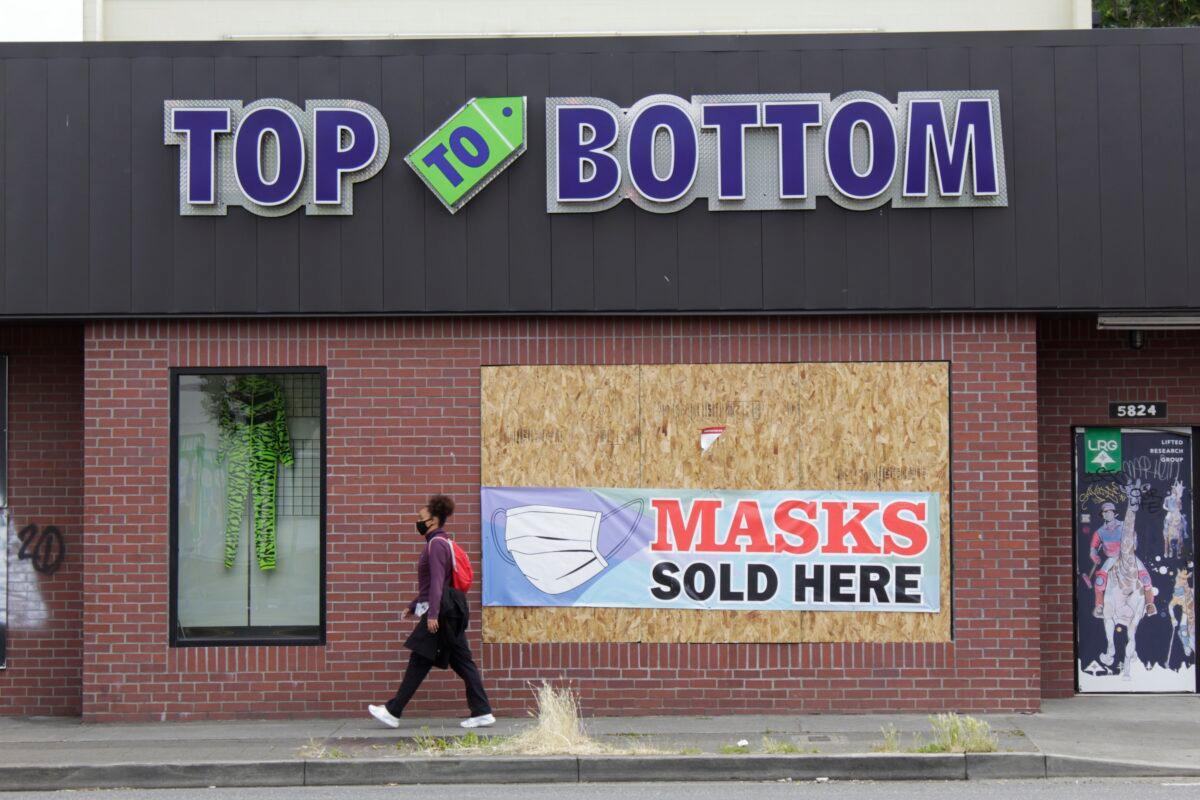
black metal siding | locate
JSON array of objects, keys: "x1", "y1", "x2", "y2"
[{"x1": 3, "y1": 29, "x2": 1200, "y2": 317}]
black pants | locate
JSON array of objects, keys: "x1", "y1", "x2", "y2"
[{"x1": 385, "y1": 635, "x2": 492, "y2": 718}]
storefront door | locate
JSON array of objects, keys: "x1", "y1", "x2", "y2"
[{"x1": 1075, "y1": 427, "x2": 1197, "y2": 692}]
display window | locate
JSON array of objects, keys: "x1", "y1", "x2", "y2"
[{"x1": 169, "y1": 369, "x2": 325, "y2": 646}]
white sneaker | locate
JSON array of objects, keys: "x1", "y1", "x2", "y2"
[
  {"x1": 460, "y1": 713, "x2": 496, "y2": 729},
  {"x1": 368, "y1": 704, "x2": 401, "y2": 729}
]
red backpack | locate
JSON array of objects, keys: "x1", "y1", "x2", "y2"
[{"x1": 437, "y1": 537, "x2": 474, "y2": 593}]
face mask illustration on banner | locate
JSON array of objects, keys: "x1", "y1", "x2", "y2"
[{"x1": 491, "y1": 499, "x2": 643, "y2": 595}]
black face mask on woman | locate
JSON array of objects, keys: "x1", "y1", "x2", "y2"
[{"x1": 415, "y1": 519, "x2": 432, "y2": 536}]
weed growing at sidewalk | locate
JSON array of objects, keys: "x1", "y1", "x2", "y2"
[
  {"x1": 500, "y1": 681, "x2": 607, "y2": 755},
  {"x1": 719, "y1": 743, "x2": 750, "y2": 754},
  {"x1": 409, "y1": 730, "x2": 508, "y2": 754},
  {"x1": 761, "y1": 736, "x2": 803, "y2": 754},
  {"x1": 912, "y1": 714, "x2": 998, "y2": 753},
  {"x1": 405, "y1": 682, "x2": 673, "y2": 758},
  {"x1": 299, "y1": 738, "x2": 351, "y2": 759},
  {"x1": 874, "y1": 724, "x2": 902, "y2": 753}
]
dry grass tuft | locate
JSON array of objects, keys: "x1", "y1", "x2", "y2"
[
  {"x1": 406, "y1": 682, "x2": 672, "y2": 758},
  {"x1": 492, "y1": 682, "x2": 673, "y2": 756},
  {"x1": 497, "y1": 682, "x2": 612, "y2": 755}
]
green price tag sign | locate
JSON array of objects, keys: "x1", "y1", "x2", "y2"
[
  {"x1": 1084, "y1": 428, "x2": 1122, "y2": 474},
  {"x1": 406, "y1": 96, "x2": 526, "y2": 213}
]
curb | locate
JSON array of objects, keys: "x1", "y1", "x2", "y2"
[
  {"x1": 579, "y1": 754, "x2": 966, "y2": 782},
  {"x1": 3, "y1": 751, "x2": 1200, "y2": 791},
  {"x1": 0, "y1": 761, "x2": 303, "y2": 792},
  {"x1": 1045, "y1": 754, "x2": 1200, "y2": 778},
  {"x1": 305, "y1": 756, "x2": 578, "y2": 786},
  {"x1": 965, "y1": 753, "x2": 1046, "y2": 780}
]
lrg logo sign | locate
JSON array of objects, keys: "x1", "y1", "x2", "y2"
[
  {"x1": 1085, "y1": 428, "x2": 1122, "y2": 474},
  {"x1": 406, "y1": 97, "x2": 527, "y2": 214}
]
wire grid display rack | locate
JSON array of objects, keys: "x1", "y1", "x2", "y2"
[{"x1": 276, "y1": 373, "x2": 321, "y2": 518}]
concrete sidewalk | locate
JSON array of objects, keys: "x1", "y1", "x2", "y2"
[{"x1": 0, "y1": 696, "x2": 1197, "y2": 791}]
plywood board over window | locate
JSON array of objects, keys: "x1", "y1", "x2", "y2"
[{"x1": 480, "y1": 362, "x2": 951, "y2": 643}]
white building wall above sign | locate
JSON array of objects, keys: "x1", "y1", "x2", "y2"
[{"x1": 85, "y1": 0, "x2": 1091, "y2": 41}]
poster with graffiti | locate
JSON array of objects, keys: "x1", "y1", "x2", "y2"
[
  {"x1": 1, "y1": 508, "x2": 7, "y2": 670},
  {"x1": 1075, "y1": 428, "x2": 1197, "y2": 692}
]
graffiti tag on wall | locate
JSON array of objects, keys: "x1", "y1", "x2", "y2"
[{"x1": 16, "y1": 524, "x2": 64, "y2": 576}]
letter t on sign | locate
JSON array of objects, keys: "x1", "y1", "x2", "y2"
[{"x1": 170, "y1": 108, "x2": 231, "y2": 205}]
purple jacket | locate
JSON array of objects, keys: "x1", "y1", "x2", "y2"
[{"x1": 409, "y1": 529, "x2": 452, "y2": 620}]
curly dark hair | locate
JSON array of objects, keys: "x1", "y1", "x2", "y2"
[{"x1": 426, "y1": 495, "x2": 456, "y2": 526}]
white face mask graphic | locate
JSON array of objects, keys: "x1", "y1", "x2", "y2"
[
  {"x1": 503, "y1": 505, "x2": 606, "y2": 595},
  {"x1": 492, "y1": 499, "x2": 643, "y2": 596}
]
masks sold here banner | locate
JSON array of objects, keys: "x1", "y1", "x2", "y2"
[{"x1": 481, "y1": 487, "x2": 941, "y2": 613}]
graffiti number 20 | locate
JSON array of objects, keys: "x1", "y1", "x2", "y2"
[{"x1": 17, "y1": 524, "x2": 65, "y2": 575}]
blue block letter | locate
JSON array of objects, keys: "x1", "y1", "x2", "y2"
[
  {"x1": 171, "y1": 108, "x2": 231, "y2": 205},
  {"x1": 763, "y1": 102, "x2": 822, "y2": 199},
  {"x1": 825, "y1": 99, "x2": 897, "y2": 201},
  {"x1": 234, "y1": 106, "x2": 306, "y2": 207},
  {"x1": 313, "y1": 108, "x2": 379, "y2": 205},
  {"x1": 903, "y1": 98, "x2": 998, "y2": 197},
  {"x1": 449, "y1": 125, "x2": 490, "y2": 169},
  {"x1": 557, "y1": 105, "x2": 621, "y2": 202},
  {"x1": 627, "y1": 102, "x2": 698, "y2": 203},
  {"x1": 700, "y1": 103, "x2": 760, "y2": 200},
  {"x1": 422, "y1": 144, "x2": 463, "y2": 187}
]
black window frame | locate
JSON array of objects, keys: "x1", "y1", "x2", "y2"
[
  {"x1": 168, "y1": 366, "x2": 327, "y2": 648},
  {"x1": 0, "y1": 353, "x2": 7, "y2": 509}
]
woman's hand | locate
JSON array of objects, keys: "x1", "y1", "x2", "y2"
[
  {"x1": 427, "y1": 618, "x2": 439, "y2": 634},
  {"x1": 401, "y1": 608, "x2": 412, "y2": 621}
]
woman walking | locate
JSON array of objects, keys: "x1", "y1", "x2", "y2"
[{"x1": 369, "y1": 495, "x2": 495, "y2": 729}]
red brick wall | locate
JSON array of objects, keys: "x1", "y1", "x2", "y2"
[
  {"x1": 1038, "y1": 317, "x2": 1200, "y2": 697},
  {"x1": 0, "y1": 324, "x2": 84, "y2": 716},
  {"x1": 82, "y1": 314, "x2": 1040, "y2": 721}
]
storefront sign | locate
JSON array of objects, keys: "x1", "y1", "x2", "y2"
[
  {"x1": 546, "y1": 91, "x2": 1006, "y2": 213},
  {"x1": 1109, "y1": 402, "x2": 1166, "y2": 419},
  {"x1": 165, "y1": 90, "x2": 1001, "y2": 219},
  {"x1": 164, "y1": 99, "x2": 391, "y2": 217},
  {"x1": 406, "y1": 96, "x2": 527, "y2": 213},
  {"x1": 482, "y1": 486, "x2": 941, "y2": 613},
  {"x1": 1084, "y1": 428, "x2": 1122, "y2": 474}
]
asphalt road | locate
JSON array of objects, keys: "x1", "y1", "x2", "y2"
[{"x1": 4, "y1": 780, "x2": 1200, "y2": 800}]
